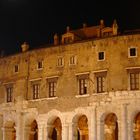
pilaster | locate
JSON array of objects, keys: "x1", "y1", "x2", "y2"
[
  {"x1": 121, "y1": 104, "x2": 128, "y2": 140},
  {"x1": 16, "y1": 112, "x2": 24, "y2": 140},
  {"x1": 38, "y1": 123, "x2": 45, "y2": 140},
  {"x1": 89, "y1": 106, "x2": 97, "y2": 140},
  {"x1": 62, "y1": 123, "x2": 69, "y2": 140}
]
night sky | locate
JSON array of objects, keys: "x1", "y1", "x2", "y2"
[{"x1": 0, "y1": 0, "x2": 140, "y2": 55}]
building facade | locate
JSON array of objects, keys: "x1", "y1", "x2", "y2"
[{"x1": 0, "y1": 20, "x2": 140, "y2": 140}]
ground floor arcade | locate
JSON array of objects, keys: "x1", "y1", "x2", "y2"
[{"x1": 0, "y1": 102, "x2": 140, "y2": 140}]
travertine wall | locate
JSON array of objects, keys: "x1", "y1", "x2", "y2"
[{"x1": 0, "y1": 34, "x2": 139, "y2": 140}]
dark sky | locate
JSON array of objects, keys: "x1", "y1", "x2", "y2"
[{"x1": 0, "y1": 0, "x2": 140, "y2": 55}]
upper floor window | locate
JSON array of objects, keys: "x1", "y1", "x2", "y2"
[
  {"x1": 69, "y1": 56, "x2": 76, "y2": 65},
  {"x1": 32, "y1": 83, "x2": 40, "y2": 99},
  {"x1": 98, "y1": 52, "x2": 105, "y2": 60},
  {"x1": 49, "y1": 82, "x2": 56, "y2": 97},
  {"x1": 97, "y1": 76, "x2": 105, "y2": 93},
  {"x1": 37, "y1": 61, "x2": 43, "y2": 70},
  {"x1": 57, "y1": 57, "x2": 64, "y2": 67},
  {"x1": 94, "y1": 71, "x2": 107, "y2": 93},
  {"x1": 129, "y1": 47, "x2": 137, "y2": 57},
  {"x1": 6, "y1": 86, "x2": 13, "y2": 102},
  {"x1": 130, "y1": 72, "x2": 139, "y2": 90},
  {"x1": 47, "y1": 77, "x2": 58, "y2": 98},
  {"x1": 77, "y1": 74, "x2": 89, "y2": 95},
  {"x1": 126, "y1": 68, "x2": 140, "y2": 91},
  {"x1": 14, "y1": 64, "x2": 19, "y2": 73}
]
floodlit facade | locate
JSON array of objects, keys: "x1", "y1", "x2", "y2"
[{"x1": 0, "y1": 20, "x2": 140, "y2": 140}]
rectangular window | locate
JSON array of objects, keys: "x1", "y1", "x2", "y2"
[
  {"x1": 49, "y1": 81, "x2": 56, "y2": 97},
  {"x1": 130, "y1": 48, "x2": 136, "y2": 57},
  {"x1": 37, "y1": 61, "x2": 43, "y2": 69},
  {"x1": 57, "y1": 57, "x2": 63, "y2": 66},
  {"x1": 47, "y1": 77, "x2": 58, "y2": 98},
  {"x1": 6, "y1": 87, "x2": 13, "y2": 102},
  {"x1": 70, "y1": 56, "x2": 76, "y2": 65},
  {"x1": 98, "y1": 52, "x2": 104, "y2": 60},
  {"x1": 79, "y1": 79, "x2": 87, "y2": 95},
  {"x1": 94, "y1": 71, "x2": 107, "y2": 93},
  {"x1": 14, "y1": 65, "x2": 19, "y2": 73},
  {"x1": 77, "y1": 74, "x2": 89, "y2": 95},
  {"x1": 130, "y1": 73, "x2": 139, "y2": 90},
  {"x1": 32, "y1": 84, "x2": 40, "y2": 99},
  {"x1": 97, "y1": 76, "x2": 105, "y2": 93}
]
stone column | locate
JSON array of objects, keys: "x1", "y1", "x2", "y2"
[
  {"x1": 97, "y1": 119, "x2": 104, "y2": 140},
  {"x1": 68, "y1": 122, "x2": 78, "y2": 140},
  {"x1": 69, "y1": 123, "x2": 74, "y2": 140},
  {"x1": 38, "y1": 124, "x2": 44, "y2": 140},
  {"x1": 89, "y1": 107, "x2": 97, "y2": 140},
  {"x1": 127, "y1": 121, "x2": 133, "y2": 140},
  {"x1": 121, "y1": 104, "x2": 128, "y2": 140},
  {"x1": 62, "y1": 124, "x2": 69, "y2": 140},
  {"x1": 43, "y1": 126, "x2": 47, "y2": 140},
  {"x1": 16, "y1": 112, "x2": 24, "y2": 140}
]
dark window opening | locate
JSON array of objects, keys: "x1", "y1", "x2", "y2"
[
  {"x1": 38, "y1": 61, "x2": 43, "y2": 69},
  {"x1": 98, "y1": 52, "x2": 104, "y2": 60},
  {"x1": 130, "y1": 48, "x2": 136, "y2": 57},
  {"x1": 15, "y1": 65, "x2": 19, "y2": 73}
]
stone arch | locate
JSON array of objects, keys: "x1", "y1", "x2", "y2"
[
  {"x1": 29, "y1": 120, "x2": 38, "y2": 140},
  {"x1": 4, "y1": 121, "x2": 16, "y2": 140},
  {"x1": 103, "y1": 113, "x2": 118, "y2": 140},
  {"x1": 47, "y1": 116, "x2": 62, "y2": 140},
  {"x1": 24, "y1": 117, "x2": 38, "y2": 140},
  {"x1": 72, "y1": 114, "x2": 89, "y2": 140},
  {"x1": 45, "y1": 110, "x2": 64, "y2": 140},
  {"x1": 133, "y1": 112, "x2": 140, "y2": 140}
]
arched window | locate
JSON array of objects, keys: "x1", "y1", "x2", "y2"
[
  {"x1": 48, "y1": 117, "x2": 62, "y2": 140},
  {"x1": 29, "y1": 120, "x2": 38, "y2": 140},
  {"x1": 104, "y1": 113, "x2": 118, "y2": 140},
  {"x1": 72, "y1": 115, "x2": 89, "y2": 140}
]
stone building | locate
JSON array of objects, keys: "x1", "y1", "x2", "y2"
[{"x1": 0, "y1": 20, "x2": 140, "y2": 140}]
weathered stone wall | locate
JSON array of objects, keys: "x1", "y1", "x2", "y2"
[
  {"x1": 0, "y1": 34, "x2": 140, "y2": 139},
  {"x1": 0, "y1": 34, "x2": 140, "y2": 102}
]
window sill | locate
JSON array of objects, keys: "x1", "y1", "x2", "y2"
[
  {"x1": 56, "y1": 65, "x2": 64, "y2": 68},
  {"x1": 92, "y1": 92, "x2": 108, "y2": 95},
  {"x1": 75, "y1": 94, "x2": 90, "y2": 98},
  {"x1": 29, "y1": 97, "x2": 58, "y2": 102},
  {"x1": 69, "y1": 64, "x2": 76, "y2": 66},
  {"x1": 37, "y1": 68, "x2": 43, "y2": 71},
  {"x1": 47, "y1": 97, "x2": 58, "y2": 100},
  {"x1": 97, "y1": 59, "x2": 105, "y2": 61},
  {"x1": 3, "y1": 102, "x2": 14, "y2": 106},
  {"x1": 128, "y1": 56, "x2": 137, "y2": 58}
]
